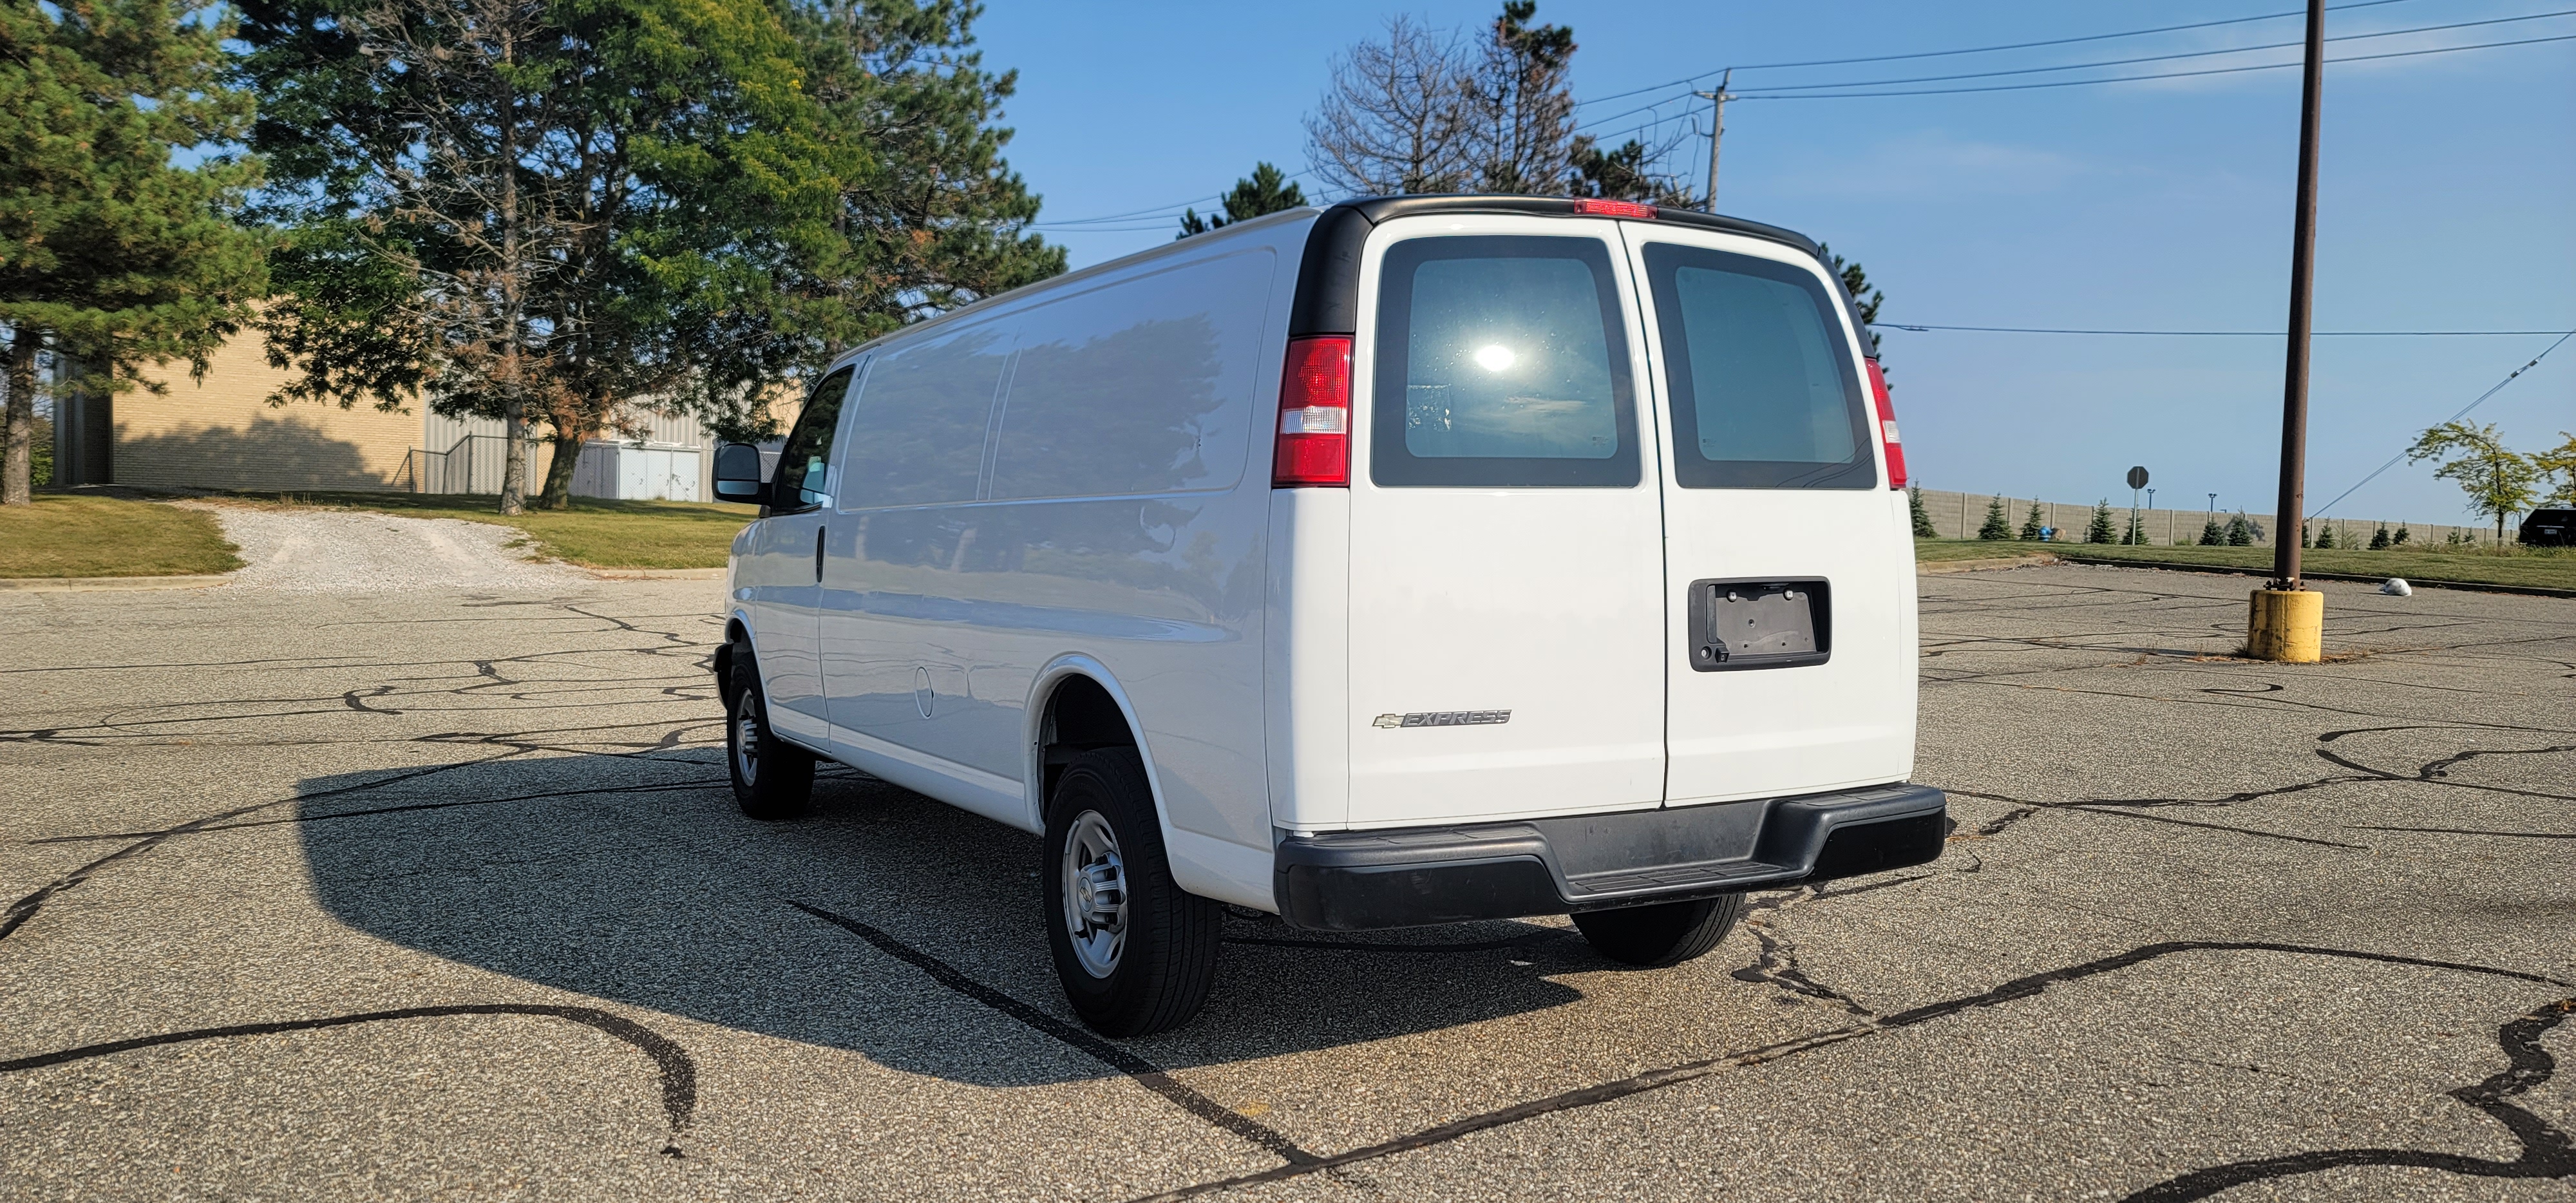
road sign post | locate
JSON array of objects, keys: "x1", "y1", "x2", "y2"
[{"x1": 2127, "y1": 466, "x2": 2149, "y2": 547}]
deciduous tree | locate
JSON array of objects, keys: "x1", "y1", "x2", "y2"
[
  {"x1": 2534, "y1": 431, "x2": 2576, "y2": 507},
  {"x1": 2406, "y1": 421, "x2": 2540, "y2": 544}
]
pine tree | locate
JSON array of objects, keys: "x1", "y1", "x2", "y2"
[
  {"x1": 2313, "y1": 523, "x2": 2337, "y2": 549},
  {"x1": 1178, "y1": 163, "x2": 1307, "y2": 238},
  {"x1": 2369, "y1": 524, "x2": 2391, "y2": 549},
  {"x1": 2, "y1": 0, "x2": 268, "y2": 505},
  {"x1": 1977, "y1": 495, "x2": 2011, "y2": 540},
  {"x1": 2123, "y1": 512, "x2": 2145, "y2": 544},
  {"x1": 2226, "y1": 514, "x2": 2255, "y2": 545},
  {"x1": 2199, "y1": 518, "x2": 2226, "y2": 545},
  {"x1": 2018, "y1": 500, "x2": 2043, "y2": 541},
  {"x1": 2392, "y1": 525, "x2": 2411, "y2": 545},
  {"x1": 2086, "y1": 500, "x2": 2117, "y2": 544},
  {"x1": 1908, "y1": 483, "x2": 1937, "y2": 538}
]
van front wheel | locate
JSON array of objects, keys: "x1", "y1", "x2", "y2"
[
  {"x1": 1572, "y1": 894, "x2": 1745, "y2": 967},
  {"x1": 726, "y1": 645, "x2": 813, "y2": 820},
  {"x1": 1043, "y1": 748, "x2": 1221, "y2": 1036}
]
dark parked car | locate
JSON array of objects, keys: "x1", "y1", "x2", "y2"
[{"x1": 2521, "y1": 508, "x2": 2576, "y2": 546}]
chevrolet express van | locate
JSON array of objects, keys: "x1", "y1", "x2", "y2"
[{"x1": 711, "y1": 196, "x2": 1946, "y2": 1036}]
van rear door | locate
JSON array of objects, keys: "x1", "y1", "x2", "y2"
[
  {"x1": 1620, "y1": 226, "x2": 1915, "y2": 805},
  {"x1": 1342, "y1": 216, "x2": 1667, "y2": 827}
]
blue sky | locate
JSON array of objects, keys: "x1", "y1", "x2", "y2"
[{"x1": 974, "y1": 1, "x2": 2575, "y2": 526}]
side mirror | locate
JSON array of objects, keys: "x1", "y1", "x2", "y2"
[{"x1": 712, "y1": 442, "x2": 766, "y2": 504}]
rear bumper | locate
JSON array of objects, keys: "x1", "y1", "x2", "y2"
[{"x1": 1273, "y1": 782, "x2": 1946, "y2": 931}]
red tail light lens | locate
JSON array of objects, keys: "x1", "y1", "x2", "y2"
[
  {"x1": 1866, "y1": 358, "x2": 1906, "y2": 490},
  {"x1": 1273, "y1": 336, "x2": 1353, "y2": 487},
  {"x1": 1573, "y1": 198, "x2": 1656, "y2": 220}
]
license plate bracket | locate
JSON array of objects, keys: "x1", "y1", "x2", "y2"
[{"x1": 1688, "y1": 577, "x2": 1830, "y2": 672}]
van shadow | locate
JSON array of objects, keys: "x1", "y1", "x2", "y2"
[{"x1": 294, "y1": 752, "x2": 1587, "y2": 1085}]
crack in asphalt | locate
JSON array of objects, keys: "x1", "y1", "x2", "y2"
[
  {"x1": 0, "y1": 1003, "x2": 698, "y2": 1156},
  {"x1": 1122, "y1": 943, "x2": 2576, "y2": 1202},
  {"x1": 787, "y1": 900, "x2": 1321, "y2": 1168}
]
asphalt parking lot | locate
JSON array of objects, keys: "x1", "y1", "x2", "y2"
[{"x1": 4, "y1": 559, "x2": 2571, "y2": 1201}]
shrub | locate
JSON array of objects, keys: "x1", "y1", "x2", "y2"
[
  {"x1": 1908, "y1": 484, "x2": 1938, "y2": 538},
  {"x1": 2392, "y1": 526, "x2": 2410, "y2": 545},
  {"x1": 2018, "y1": 501, "x2": 2043, "y2": 541},
  {"x1": 2313, "y1": 523, "x2": 2337, "y2": 549},
  {"x1": 2086, "y1": 500, "x2": 2117, "y2": 544},
  {"x1": 2199, "y1": 518, "x2": 2226, "y2": 545},
  {"x1": 2368, "y1": 524, "x2": 2391, "y2": 549},
  {"x1": 1978, "y1": 495, "x2": 2012, "y2": 540},
  {"x1": 2226, "y1": 514, "x2": 2254, "y2": 545}
]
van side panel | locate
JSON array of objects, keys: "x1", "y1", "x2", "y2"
[
  {"x1": 815, "y1": 232, "x2": 1303, "y2": 880},
  {"x1": 1263, "y1": 487, "x2": 1350, "y2": 833}
]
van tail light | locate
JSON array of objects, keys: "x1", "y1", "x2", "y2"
[
  {"x1": 1866, "y1": 358, "x2": 1906, "y2": 490},
  {"x1": 1274, "y1": 336, "x2": 1353, "y2": 487}
]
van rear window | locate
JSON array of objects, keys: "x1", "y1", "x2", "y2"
[
  {"x1": 1641, "y1": 244, "x2": 1873, "y2": 489},
  {"x1": 1370, "y1": 236, "x2": 1639, "y2": 488}
]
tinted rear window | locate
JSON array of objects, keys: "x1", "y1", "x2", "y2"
[
  {"x1": 1642, "y1": 244, "x2": 1874, "y2": 489},
  {"x1": 1371, "y1": 236, "x2": 1639, "y2": 488}
]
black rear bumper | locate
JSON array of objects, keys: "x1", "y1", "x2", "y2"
[{"x1": 1273, "y1": 782, "x2": 1946, "y2": 931}]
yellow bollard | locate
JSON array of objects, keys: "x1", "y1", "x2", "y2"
[{"x1": 2246, "y1": 588, "x2": 2323, "y2": 662}]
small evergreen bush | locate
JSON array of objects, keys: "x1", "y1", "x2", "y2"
[
  {"x1": 1978, "y1": 496, "x2": 2012, "y2": 540},
  {"x1": 1908, "y1": 484, "x2": 1938, "y2": 538},
  {"x1": 2018, "y1": 501, "x2": 2044, "y2": 541},
  {"x1": 2199, "y1": 518, "x2": 2226, "y2": 545},
  {"x1": 2225, "y1": 514, "x2": 2254, "y2": 545},
  {"x1": 2086, "y1": 500, "x2": 2117, "y2": 544}
]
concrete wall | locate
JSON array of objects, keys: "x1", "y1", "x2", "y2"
[
  {"x1": 1911, "y1": 488, "x2": 2496, "y2": 547},
  {"x1": 112, "y1": 332, "x2": 417, "y2": 492}
]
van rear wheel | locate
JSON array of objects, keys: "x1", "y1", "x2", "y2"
[
  {"x1": 1043, "y1": 748, "x2": 1221, "y2": 1036},
  {"x1": 1572, "y1": 894, "x2": 1745, "y2": 967},
  {"x1": 726, "y1": 645, "x2": 813, "y2": 820}
]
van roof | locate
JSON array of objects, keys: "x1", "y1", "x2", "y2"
[
  {"x1": 1288, "y1": 196, "x2": 1822, "y2": 337},
  {"x1": 830, "y1": 195, "x2": 1830, "y2": 366}
]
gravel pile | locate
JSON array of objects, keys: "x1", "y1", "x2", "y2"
[{"x1": 191, "y1": 503, "x2": 593, "y2": 593}]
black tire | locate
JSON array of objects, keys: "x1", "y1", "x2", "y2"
[
  {"x1": 1571, "y1": 893, "x2": 1745, "y2": 967},
  {"x1": 1042, "y1": 748, "x2": 1221, "y2": 1037},
  {"x1": 726, "y1": 644, "x2": 813, "y2": 820}
]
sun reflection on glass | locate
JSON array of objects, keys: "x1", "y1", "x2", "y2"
[{"x1": 1472, "y1": 344, "x2": 1517, "y2": 372}]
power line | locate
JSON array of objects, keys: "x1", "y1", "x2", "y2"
[
  {"x1": 1738, "y1": 8, "x2": 2576, "y2": 95},
  {"x1": 1738, "y1": 30, "x2": 2576, "y2": 100},
  {"x1": 1570, "y1": 0, "x2": 2425, "y2": 109},
  {"x1": 2311, "y1": 331, "x2": 2574, "y2": 516},
  {"x1": 1879, "y1": 325, "x2": 2576, "y2": 336}
]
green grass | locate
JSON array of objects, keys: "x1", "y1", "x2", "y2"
[
  {"x1": 0, "y1": 495, "x2": 244, "y2": 578},
  {"x1": 1912, "y1": 539, "x2": 2058, "y2": 564},
  {"x1": 1920, "y1": 537, "x2": 2576, "y2": 592},
  {"x1": 214, "y1": 491, "x2": 749, "y2": 569}
]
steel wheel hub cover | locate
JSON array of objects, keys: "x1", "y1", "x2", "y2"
[
  {"x1": 733, "y1": 695, "x2": 760, "y2": 783},
  {"x1": 1061, "y1": 810, "x2": 1128, "y2": 978}
]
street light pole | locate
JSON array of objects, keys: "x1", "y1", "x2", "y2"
[
  {"x1": 1693, "y1": 70, "x2": 1732, "y2": 213},
  {"x1": 2251, "y1": 0, "x2": 2329, "y2": 661}
]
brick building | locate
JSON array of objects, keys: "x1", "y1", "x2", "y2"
[{"x1": 48, "y1": 328, "x2": 751, "y2": 500}]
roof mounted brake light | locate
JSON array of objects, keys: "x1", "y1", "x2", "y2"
[{"x1": 1573, "y1": 199, "x2": 1656, "y2": 220}]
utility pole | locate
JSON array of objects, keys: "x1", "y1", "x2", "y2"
[
  {"x1": 2249, "y1": 0, "x2": 2328, "y2": 662},
  {"x1": 1694, "y1": 70, "x2": 1733, "y2": 213}
]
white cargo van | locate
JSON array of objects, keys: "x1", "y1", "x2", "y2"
[{"x1": 710, "y1": 196, "x2": 1944, "y2": 1036}]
